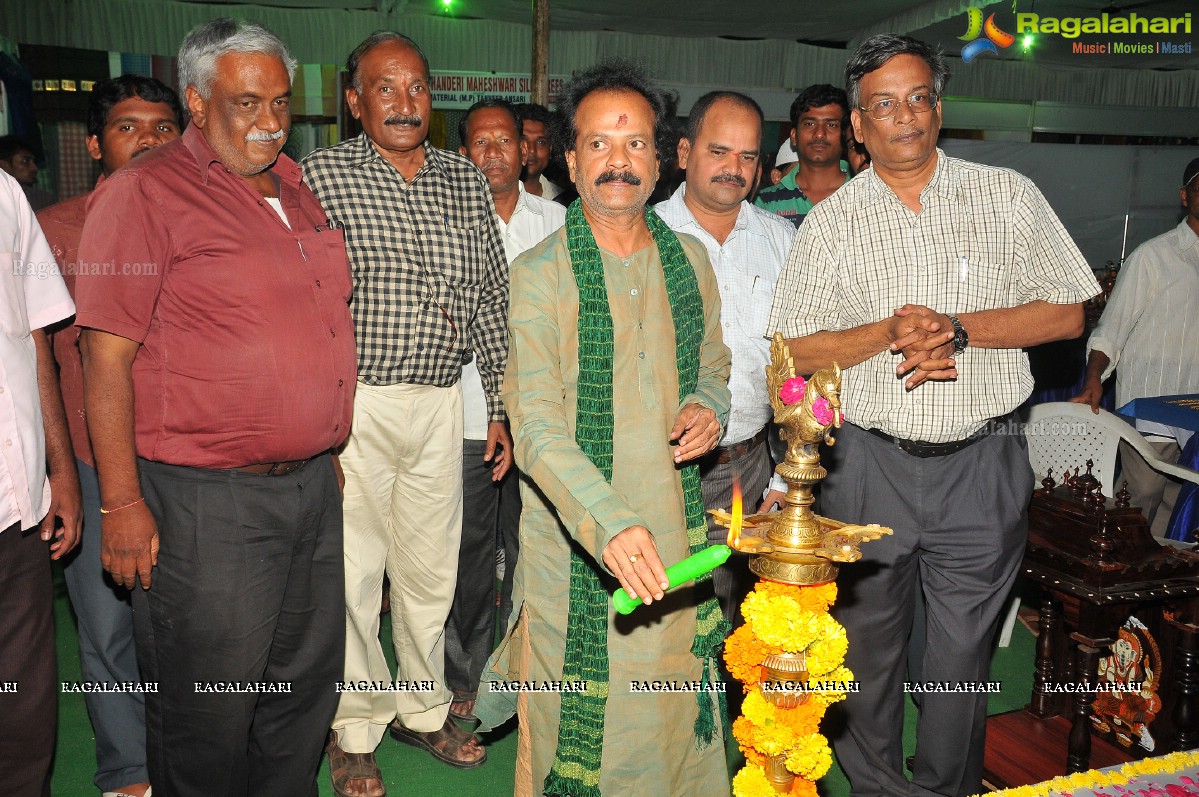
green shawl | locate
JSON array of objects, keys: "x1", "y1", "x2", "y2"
[{"x1": 542, "y1": 200, "x2": 730, "y2": 797}]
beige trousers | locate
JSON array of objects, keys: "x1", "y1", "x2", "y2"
[{"x1": 333, "y1": 381, "x2": 464, "y2": 752}]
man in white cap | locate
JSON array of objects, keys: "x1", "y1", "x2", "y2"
[{"x1": 767, "y1": 141, "x2": 798, "y2": 187}]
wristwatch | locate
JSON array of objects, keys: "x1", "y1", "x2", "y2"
[{"x1": 948, "y1": 315, "x2": 969, "y2": 356}]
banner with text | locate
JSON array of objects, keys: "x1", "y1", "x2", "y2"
[{"x1": 429, "y1": 71, "x2": 567, "y2": 110}]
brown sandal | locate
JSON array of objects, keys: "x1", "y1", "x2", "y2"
[
  {"x1": 388, "y1": 717, "x2": 487, "y2": 768},
  {"x1": 327, "y1": 732, "x2": 387, "y2": 797},
  {"x1": 449, "y1": 692, "x2": 478, "y2": 723}
]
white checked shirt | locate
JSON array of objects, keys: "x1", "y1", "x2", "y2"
[
  {"x1": 1088, "y1": 219, "x2": 1199, "y2": 440},
  {"x1": 0, "y1": 171, "x2": 75, "y2": 532},
  {"x1": 656, "y1": 185, "x2": 794, "y2": 446},
  {"x1": 769, "y1": 151, "x2": 1099, "y2": 444},
  {"x1": 462, "y1": 185, "x2": 566, "y2": 439}
]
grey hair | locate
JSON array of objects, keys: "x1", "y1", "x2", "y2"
[
  {"x1": 347, "y1": 31, "x2": 430, "y2": 93},
  {"x1": 178, "y1": 18, "x2": 298, "y2": 99},
  {"x1": 845, "y1": 33, "x2": 949, "y2": 110}
]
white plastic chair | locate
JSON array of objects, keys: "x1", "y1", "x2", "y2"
[
  {"x1": 1024, "y1": 402, "x2": 1199, "y2": 499},
  {"x1": 996, "y1": 402, "x2": 1199, "y2": 647}
]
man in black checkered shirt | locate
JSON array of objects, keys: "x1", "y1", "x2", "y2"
[{"x1": 301, "y1": 31, "x2": 507, "y2": 796}]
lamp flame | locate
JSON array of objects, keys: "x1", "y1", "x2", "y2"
[{"x1": 728, "y1": 476, "x2": 743, "y2": 548}]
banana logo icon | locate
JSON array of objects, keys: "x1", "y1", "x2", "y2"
[
  {"x1": 960, "y1": 9, "x2": 1015, "y2": 63},
  {"x1": 959, "y1": 7, "x2": 984, "y2": 41}
]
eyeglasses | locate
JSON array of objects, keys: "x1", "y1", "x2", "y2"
[{"x1": 858, "y1": 92, "x2": 939, "y2": 121}]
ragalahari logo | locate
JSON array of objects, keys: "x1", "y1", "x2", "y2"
[{"x1": 959, "y1": 8, "x2": 1015, "y2": 62}]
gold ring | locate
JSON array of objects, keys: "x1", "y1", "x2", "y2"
[{"x1": 629, "y1": 554, "x2": 640, "y2": 564}]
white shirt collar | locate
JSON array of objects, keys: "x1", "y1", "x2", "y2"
[{"x1": 659, "y1": 183, "x2": 761, "y2": 239}]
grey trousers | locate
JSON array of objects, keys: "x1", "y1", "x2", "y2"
[
  {"x1": 822, "y1": 423, "x2": 1031, "y2": 797},
  {"x1": 1118, "y1": 438, "x2": 1182, "y2": 537},
  {"x1": 446, "y1": 438, "x2": 521, "y2": 701},
  {"x1": 62, "y1": 459, "x2": 148, "y2": 791},
  {"x1": 134, "y1": 456, "x2": 344, "y2": 797}
]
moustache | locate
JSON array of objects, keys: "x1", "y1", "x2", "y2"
[
  {"x1": 595, "y1": 170, "x2": 642, "y2": 186},
  {"x1": 245, "y1": 129, "x2": 285, "y2": 143},
  {"x1": 711, "y1": 173, "x2": 746, "y2": 187},
  {"x1": 888, "y1": 127, "x2": 925, "y2": 143},
  {"x1": 385, "y1": 114, "x2": 423, "y2": 127}
]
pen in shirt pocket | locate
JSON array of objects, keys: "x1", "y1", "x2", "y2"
[{"x1": 959, "y1": 256, "x2": 969, "y2": 283}]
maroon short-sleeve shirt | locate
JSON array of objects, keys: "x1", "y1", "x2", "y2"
[
  {"x1": 75, "y1": 125, "x2": 357, "y2": 468},
  {"x1": 38, "y1": 189, "x2": 94, "y2": 467}
]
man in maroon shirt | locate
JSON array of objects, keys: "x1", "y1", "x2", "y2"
[
  {"x1": 37, "y1": 73, "x2": 182, "y2": 797},
  {"x1": 75, "y1": 19, "x2": 356, "y2": 797}
]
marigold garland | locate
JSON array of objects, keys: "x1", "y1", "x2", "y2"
[
  {"x1": 785, "y1": 733, "x2": 833, "y2": 780},
  {"x1": 976, "y1": 749, "x2": 1199, "y2": 797},
  {"x1": 808, "y1": 665, "x2": 855, "y2": 708},
  {"x1": 727, "y1": 580, "x2": 848, "y2": 797},
  {"x1": 724, "y1": 623, "x2": 781, "y2": 688},
  {"x1": 731, "y1": 763, "x2": 820, "y2": 797},
  {"x1": 754, "y1": 580, "x2": 837, "y2": 613}
]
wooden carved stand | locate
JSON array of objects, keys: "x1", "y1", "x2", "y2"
[{"x1": 983, "y1": 464, "x2": 1199, "y2": 790}]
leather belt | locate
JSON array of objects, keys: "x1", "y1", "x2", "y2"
[
  {"x1": 865, "y1": 419, "x2": 1001, "y2": 459},
  {"x1": 231, "y1": 458, "x2": 311, "y2": 477},
  {"x1": 711, "y1": 427, "x2": 769, "y2": 465}
]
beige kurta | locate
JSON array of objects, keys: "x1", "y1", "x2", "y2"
[{"x1": 481, "y1": 225, "x2": 733, "y2": 796}]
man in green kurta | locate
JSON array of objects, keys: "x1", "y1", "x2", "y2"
[{"x1": 475, "y1": 60, "x2": 733, "y2": 796}]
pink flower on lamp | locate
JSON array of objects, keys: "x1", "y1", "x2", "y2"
[
  {"x1": 779, "y1": 376, "x2": 806, "y2": 406},
  {"x1": 812, "y1": 397, "x2": 835, "y2": 426}
]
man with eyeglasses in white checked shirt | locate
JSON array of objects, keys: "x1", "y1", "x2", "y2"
[{"x1": 769, "y1": 34, "x2": 1099, "y2": 797}]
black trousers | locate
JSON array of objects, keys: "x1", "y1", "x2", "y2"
[
  {"x1": 0, "y1": 523, "x2": 54, "y2": 797},
  {"x1": 134, "y1": 456, "x2": 344, "y2": 797},
  {"x1": 823, "y1": 423, "x2": 1031, "y2": 797},
  {"x1": 698, "y1": 439, "x2": 773, "y2": 629},
  {"x1": 446, "y1": 438, "x2": 521, "y2": 700}
]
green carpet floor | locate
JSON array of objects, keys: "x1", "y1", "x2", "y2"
[{"x1": 49, "y1": 564, "x2": 1037, "y2": 796}]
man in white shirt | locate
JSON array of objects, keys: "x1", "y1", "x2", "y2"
[
  {"x1": 655, "y1": 91, "x2": 794, "y2": 629},
  {"x1": 1072, "y1": 157, "x2": 1199, "y2": 535},
  {"x1": 448, "y1": 98, "x2": 566, "y2": 724},
  {"x1": 0, "y1": 168, "x2": 79, "y2": 797}
]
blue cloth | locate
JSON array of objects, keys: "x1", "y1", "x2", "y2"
[
  {"x1": 1167, "y1": 434, "x2": 1199, "y2": 542},
  {"x1": 1118, "y1": 395, "x2": 1199, "y2": 432}
]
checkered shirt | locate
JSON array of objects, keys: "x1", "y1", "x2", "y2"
[
  {"x1": 302, "y1": 135, "x2": 509, "y2": 421},
  {"x1": 768, "y1": 151, "x2": 1100, "y2": 444}
]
